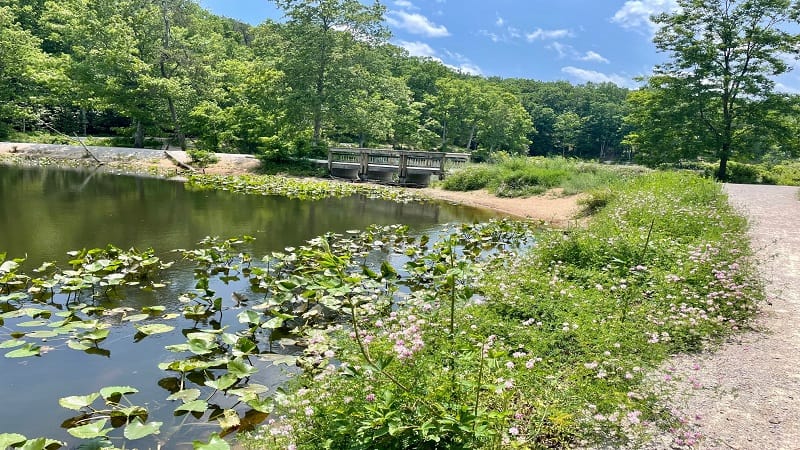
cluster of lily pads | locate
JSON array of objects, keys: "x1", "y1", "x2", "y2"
[
  {"x1": 1, "y1": 219, "x2": 539, "y2": 449},
  {"x1": 185, "y1": 173, "x2": 426, "y2": 202}
]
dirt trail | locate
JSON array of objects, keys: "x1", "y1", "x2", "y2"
[{"x1": 659, "y1": 184, "x2": 800, "y2": 450}]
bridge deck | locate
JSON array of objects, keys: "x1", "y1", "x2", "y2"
[{"x1": 323, "y1": 148, "x2": 469, "y2": 185}]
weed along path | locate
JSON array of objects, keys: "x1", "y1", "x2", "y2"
[{"x1": 660, "y1": 184, "x2": 800, "y2": 450}]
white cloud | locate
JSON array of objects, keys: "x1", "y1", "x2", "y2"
[
  {"x1": 776, "y1": 82, "x2": 800, "y2": 94},
  {"x1": 397, "y1": 40, "x2": 437, "y2": 58},
  {"x1": 393, "y1": 0, "x2": 417, "y2": 10},
  {"x1": 611, "y1": 0, "x2": 678, "y2": 32},
  {"x1": 386, "y1": 10, "x2": 450, "y2": 37},
  {"x1": 526, "y1": 28, "x2": 574, "y2": 41},
  {"x1": 496, "y1": 16, "x2": 505, "y2": 27},
  {"x1": 580, "y1": 51, "x2": 610, "y2": 64},
  {"x1": 479, "y1": 29, "x2": 501, "y2": 43},
  {"x1": 548, "y1": 42, "x2": 571, "y2": 59},
  {"x1": 445, "y1": 63, "x2": 483, "y2": 76},
  {"x1": 561, "y1": 66, "x2": 631, "y2": 86}
]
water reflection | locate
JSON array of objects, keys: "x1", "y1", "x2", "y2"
[{"x1": 0, "y1": 165, "x2": 498, "y2": 447}]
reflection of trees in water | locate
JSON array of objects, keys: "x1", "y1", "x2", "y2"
[{"x1": 0, "y1": 166, "x2": 494, "y2": 265}]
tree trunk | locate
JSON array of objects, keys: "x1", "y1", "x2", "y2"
[
  {"x1": 80, "y1": 108, "x2": 88, "y2": 136},
  {"x1": 717, "y1": 145, "x2": 730, "y2": 181},
  {"x1": 133, "y1": 120, "x2": 144, "y2": 148},
  {"x1": 160, "y1": 0, "x2": 185, "y2": 150},
  {"x1": 466, "y1": 124, "x2": 476, "y2": 150}
]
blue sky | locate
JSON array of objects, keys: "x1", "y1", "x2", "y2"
[{"x1": 199, "y1": 0, "x2": 800, "y2": 91}]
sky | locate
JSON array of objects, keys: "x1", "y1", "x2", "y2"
[{"x1": 198, "y1": 0, "x2": 800, "y2": 92}]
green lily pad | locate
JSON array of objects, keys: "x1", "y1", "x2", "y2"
[
  {"x1": 166, "y1": 388, "x2": 201, "y2": 402},
  {"x1": 237, "y1": 310, "x2": 261, "y2": 325},
  {"x1": 175, "y1": 399, "x2": 208, "y2": 413},
  {"x1": 27, "y1": 330, "x2": 58, "y2": 339},
  {"x1": 123, "y1": 419, "x2": 162, "y2": 440},
  {"x1": 141, "y1": 305, "x2": 166, "y2": 314},
  {"x1": 227, "y1": 359, "x2": 257, "y2": 378},
  {"x1": 67, "y1": 340, "x2": 91, "y2": 351},
  {"x1": 67, "y1": 419, "x2": 110, "y2": 439},
  {"x1": 0, "y1": 433, "x2": 27, "y2": 448},
  {"x1": 0, "y1": 339, "x2": 26, "y2": 349},
  {"x1": 5, "y1": 343, "x2": 41, "y2": 358},
  {"x1": 192, "y1": 433, "x2": 230, "y2": 450},
  {"x1": 99, "y1": 386, "x2": 138, "y2": 399},
  {"x1": 122, "y1": 314, "x2": 149, "y2": 323},
  {"x1": 79, "y1": 329, "x2": 110, "y2": 341},
  {"x1": 18, "y1": 437, "x2": 62, "y2": 450},
  {"x1": 17, "y1": 320, "x2": 49, "y2": 328},
  {"x1": 59, "y1": 393, "x2": 100, "y2": 410},
  {"x1": 205, "y1": 373, "x2": 238, "y2": 391},
  {"x1": 135, "y1": 323, "x2": 175, "y2": 336}
]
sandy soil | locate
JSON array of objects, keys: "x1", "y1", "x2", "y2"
[{"x1": 0, "y1": 142, "x2": 584, "y2": 225}]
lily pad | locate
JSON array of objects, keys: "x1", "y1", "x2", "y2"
[
  {"x1": 5, "y1": 343, "x2": 41, "y2": 358},
  {"x1": 67, "y1": 419, "x2": 110, "y2": 439},
  {"x1": 205, "y1": 373, "x2": 238, "y2": 391},
  {"x1": 0, "y1": 339, "x2": 26, "y2": 349},
  {"x1": 99, "y1": 386, "x2": 138, "y2": 399},
  {"x1": 227, "y1": 358, "x2": 257, "y2": 378},
  {"x1": 135, "y1": 323, "x2": 175, "y2": 336},
  {"x1": 0, "y1": 433, "x2": 27, "y2": 448},
  {"x1": 192, "y1": 433, "x2": 230, "y2": 450},
  {"x1": 166, "y1": 388, "x2": 201, "y2": 402},
  {"x1": 122, "y1": 314, "x2": 149, "y2": 323},
  {"x1": 59, "y1": 393, "x2": 100, "y2": 411},
  {"x1": 123, "y1": 419, "x2": 162, "y2": 440},
  {"x1": 175, "y1": 399, "x2": 208, "y2": 413}
]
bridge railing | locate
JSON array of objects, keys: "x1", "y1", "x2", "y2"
[{"x1": 328, "y1": 148, "x2": 469, "y2": 181}]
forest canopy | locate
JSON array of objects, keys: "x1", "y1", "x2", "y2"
[{"x1": 1, "y1": 0, "x2": 798, "y2": 170}]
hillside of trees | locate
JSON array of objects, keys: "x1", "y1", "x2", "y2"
[{"x1": 1, "y1": 0, "x2": 799, "y2": 171}]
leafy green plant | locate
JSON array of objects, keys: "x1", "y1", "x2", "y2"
[
  {"x1": 441, "y1": 157, "x2": 648, "y2": 198},
  {"x1": 187, "y1": 149, "x2": 220, "y2": 170}
]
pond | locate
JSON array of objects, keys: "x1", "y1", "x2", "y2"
[{"x1": 0, "y1": 165, "x2": 498, "y2": 448}]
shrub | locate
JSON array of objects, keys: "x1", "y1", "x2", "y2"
[
  {"x1": 442, "y1": 157, "x2": 648, "y2": 198},
  {"x1": 240, "y1": 172, "x2": 761, "y2": 450}
]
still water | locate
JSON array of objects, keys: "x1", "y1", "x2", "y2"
[{"x1": 0, "y1": 165, "x2": 497, "y2": 447}]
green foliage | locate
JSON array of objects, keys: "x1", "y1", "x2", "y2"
[
  {"x1": 238, "y1": 172, "x2": 761, "y2": 449},
  {"x1": 441, "y1": 157, "x2": 648, "y2": 197},
  {"x1": 627, "y1": 0, "x2": 800, "y2": 180},
  {"x1": 658, "y1": 159, "x2": 800, "y2": 186},
  {"x1": 187, "y1": 149, "x2": 220, "y2": 169}
]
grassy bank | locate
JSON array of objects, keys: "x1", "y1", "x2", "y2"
[
  {"x1": 241, "y1": 172, "x2": 761, "y2": 449},
  {"x1": 440, "y1": 157, "x2": 649, "y2": 197}
]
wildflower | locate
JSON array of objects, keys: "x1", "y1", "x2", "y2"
[
  {"x1": 506, "y1": 361, "x2": 515, "y2": 370},
  {"x1": 304, "y1": 407, "x2": 314, "y2": 416},
  {"x1": 365, "y1": 393, "x2": 376, "y2": 402},
  {"x1": 584, "y1": 361, "x2": 599, "y2": 369},
  {"x1": 509, "y1": 426, "x2": 520, "y2": 436}
]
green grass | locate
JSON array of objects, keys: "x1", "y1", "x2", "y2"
[
  {"x1": 240, "y1": 171, "x2": 762, "y2": 449},
  {"x1": 441, "y1": 156, "x2": 649, "y2": 197}
]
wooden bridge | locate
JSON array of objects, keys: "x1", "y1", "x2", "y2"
[{"x1": 318, "y1": 148, "x2": 470, "y2": 186}]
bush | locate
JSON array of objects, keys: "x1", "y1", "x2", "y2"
[
  {"x1": 240, "y1": 172, "x2": 761, "y2": 449},
  {"x1": 441, "y1": 157, "x2": 648, "y2": 197}
]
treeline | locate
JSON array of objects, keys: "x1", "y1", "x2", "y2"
[{"x1": 0, "y1": 0, "x2": 631, "y2": 160}]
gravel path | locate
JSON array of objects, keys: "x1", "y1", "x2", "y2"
[{"x1": 659, "y1": 184, "x2": 800, "y2": 450}]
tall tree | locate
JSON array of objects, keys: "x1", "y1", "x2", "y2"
[
  {"x1": 649, "y1": 0, "x2": 800, "y2": 179},
  {"x1": 272, "y1": 0, "x2": 387, "y2": 147},
  {"x1": 0, "y1": 6, "x2": 61, "y2": 136}
]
